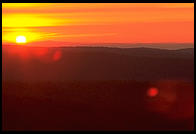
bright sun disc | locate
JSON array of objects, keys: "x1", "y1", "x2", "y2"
[{"x1": 16, "y1": 36, "x2": 26, "y2": 43}]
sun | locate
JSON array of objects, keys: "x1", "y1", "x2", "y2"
[{"x1": 16, "y1": 36, "x2": 27, "y2": 44}]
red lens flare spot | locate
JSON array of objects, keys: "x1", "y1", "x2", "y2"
[
  {"x1": 53, "y1": 50, "x2": 62, "y2": 61},
  {"x1": 147, "y1": 87, "x2": 159, "y2": 97},
  {"x1": 34, "y1": 48, "x2": 49, "y2": 57}
]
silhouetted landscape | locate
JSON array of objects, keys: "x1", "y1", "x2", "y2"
[
  {"x1": 2, "y1": 45, "x2": 194, "y2": 82},
  {"x1": 2, "y1": 45, "x2": 194, "y2": 131}
]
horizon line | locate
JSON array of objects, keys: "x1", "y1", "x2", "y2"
[{"x1": 2, "y1": 44, "x2": 194, "y2": 51}]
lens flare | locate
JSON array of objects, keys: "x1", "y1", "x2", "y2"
[{"x1": 147, "y1": 87, "x2": 159, "y2": 97}]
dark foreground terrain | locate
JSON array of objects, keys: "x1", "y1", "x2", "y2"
[
  {"x1": 2, "y1": 46, "x2": 194, "y2": 131},
  {"x1": 2, "y1": 81, "x2": 194, "y2": 131}
]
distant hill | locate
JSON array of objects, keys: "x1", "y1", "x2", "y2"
[{"x1": 2, "y1": 45, "x2": 194, "y2": 82}]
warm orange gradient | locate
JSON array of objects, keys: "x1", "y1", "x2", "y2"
[{"x1": 2, "y1": 3, "x2": 194, "y2": 46}]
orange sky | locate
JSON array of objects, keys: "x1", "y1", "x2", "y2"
[{"x1": 2, "y1": 3, "x2": 194, "y2": 46}]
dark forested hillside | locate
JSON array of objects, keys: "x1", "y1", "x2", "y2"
[{"x1": 2, "y1": 46, "x2": 194, "y2": 82}]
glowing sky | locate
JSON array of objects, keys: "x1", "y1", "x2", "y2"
[{"x1": 2, "y1": 3, "x2": 194, "y2": 46}]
